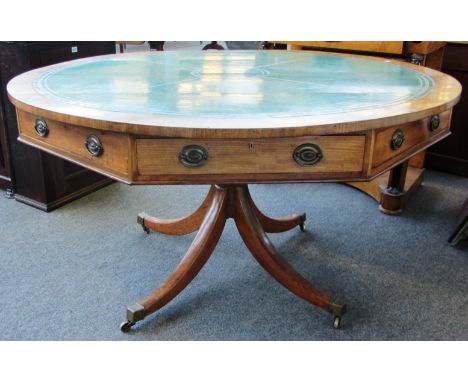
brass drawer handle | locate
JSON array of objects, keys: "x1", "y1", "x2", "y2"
[
  {"x1": 34, "y1": 118, "x2": 49, "y2": 137},
  {"x1": 85, "y1": 135, "x2": 104, "y2": 157},
  {"x1": 293, "y1": 143, "x2": 323, "y2": 166},
  {"x1": 429, "y1": 115, "x2": 440, "y2": 131},
  {"x1": 391, "y1": 129, "x2": 405, "y2": 150},
  {"x1": 179, "y1": 145, "x2": 209, "y2": 168}
]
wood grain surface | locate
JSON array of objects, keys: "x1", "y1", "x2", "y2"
[{"x1": 136, "y1": 136, "x2": 365, "y2": 176}]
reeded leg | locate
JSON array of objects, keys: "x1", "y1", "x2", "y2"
[
  {"x1": 137, "y1": 186, "x2": 216, "y2": 236},
  {"x1": 233, "y1": 185, "x2": 346, "y2": 326},
  {"x1": 121, "y1": 186, "x2": 228, "y2": 331},
  {"x1": 245, "y1": 187, "x2": 306, "y2": 233}
]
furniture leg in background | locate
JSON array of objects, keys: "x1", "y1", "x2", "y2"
[
  {"x1": 116, "y1": 41, "x2": 145, "y2": 53},
  {"x1": 148, "y1": 41, "x2": 165, "y2": 51},
  {"x1": 347, "y1": 162, "x2": 423, "y2": 216},
  {"x1": 449, "y1": 197, "x2": 468, "y2": 246}
]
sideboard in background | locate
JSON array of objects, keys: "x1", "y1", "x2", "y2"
[{"x1": 0, "y1": 41, "x2": 116, "y2": 211}]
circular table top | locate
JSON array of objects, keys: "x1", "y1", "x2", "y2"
[{"x1": 7, "y1": 51, "x2": 461, "y2": 138}]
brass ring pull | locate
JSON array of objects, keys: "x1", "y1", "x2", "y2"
[
  {"x1": 391, "y1": 129, "x2": 405, "y2": 150},
  {"x1": 429, "y1": 115, "x2": 440, "y2": 131},
  {"x1": 293, "y1": 143, "x2": 323, "y2": 166},
  {"x1": 34, "y1": 118, "x2": 49, "y2": 137},
  {"x1": 85, "y1": 135, "x2": 104, "y2": 157},
  {"x1": 179, "y1": 145, "x2": 209, "y2": 168}
]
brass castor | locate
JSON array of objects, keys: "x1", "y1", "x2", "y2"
[
  {"x1": 137, "y1": 214, "x2": 150, "y2": 234},
  {"x1": 120, "y1": 321, "x2": 135, "y2": 333},
  {"x1": 299, "y1": 214, "x2": 307, "y2": 232},
  {"x1": 333, "y1": 316, "x2": 342, "y2": 329},
  {"x1": 299, "y1": 221, "x2": 306, "y2": 232}
]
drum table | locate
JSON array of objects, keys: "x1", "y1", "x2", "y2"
[{"x1": 7, "y1": 51, "x2": 461, "y2": 331}]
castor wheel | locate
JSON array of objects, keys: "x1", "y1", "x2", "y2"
[
  {"x1": 333, "y1": 316, "x2": 342, "y2": 329},
  {"x1": 137, "y1": 214, "x2": 150, "y2": 234},
  {"x1": 120, "y1": 321, "x2": 135, "y2": 333},
  {"x1": 299, "y1": 221, "x2": 306, "y2": 232}
]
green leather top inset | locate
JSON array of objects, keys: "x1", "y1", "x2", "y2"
[{"x1": 34, "y1": 51, "x2": 434, "y2": 118}]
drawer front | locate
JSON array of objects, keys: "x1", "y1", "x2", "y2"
[
  {"x1": 17, "y1": 111, "x2": 130, "y2": 177},
  {"x1": 136, "y1": 135, "x2": 366, "y2": 178},
  {"x1": 372, "y1": 110, "x2": 451, "y2": 170}
]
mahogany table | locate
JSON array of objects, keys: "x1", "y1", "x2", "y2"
[{"x1": 7, "y1": 51, "x2": 461, "y2": 331}]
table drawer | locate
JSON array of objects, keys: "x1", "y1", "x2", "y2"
[
  {"x1": 372, "y1": 110, "x2": 451, "y2": 171},
  {"x1": 136, "y1": 135, "x2": 366, "y2": 179},
  {"x1": 17, "y1": 111, "x2": 130, "y2": 177}
]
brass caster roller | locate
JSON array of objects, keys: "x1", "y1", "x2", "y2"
[
  {"x1": 299, "y1": 222, "x2": 306, "y2": 232},
  {"x1": 329, "y1": 300, "x2": 346, "y2": 329},
  {"x1": 299, "y1": 214, "x2": 307, "y2": 232},
  {"x1": 120, "y1": 321, "x2": 135, "y2": 333},
  {"x1": 137, "y1": 214, "x2": 150, "y2": 234},
  {"x1": 333, "y1": 316, "x2": 342, "y2": 329}
]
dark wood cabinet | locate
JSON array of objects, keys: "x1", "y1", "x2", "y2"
[
  {"x1": 426, "y1": 42, "x2": 468, "y2": 177},
  {"x1": 0, "y1": 94, "x2": 11, "y2": 189},
  {"x1": 0, "y1": 41, "x2": 116, "y2": 211}
]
